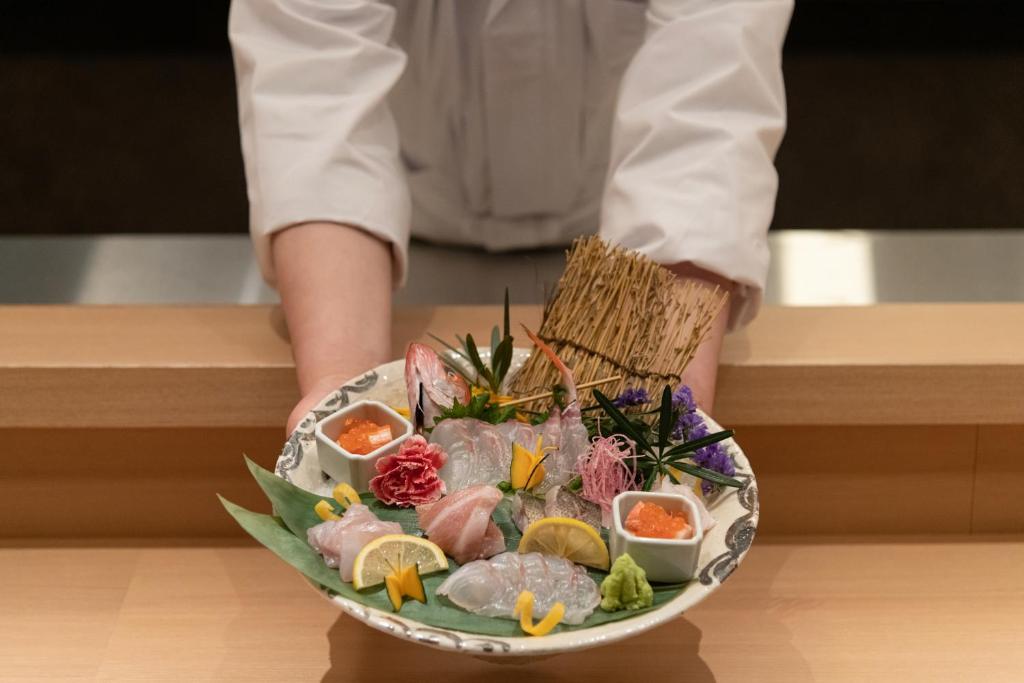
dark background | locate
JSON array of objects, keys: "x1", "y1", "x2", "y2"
[{"x1": 1, "y1": 0, "x2": 1021, "y2": 235}]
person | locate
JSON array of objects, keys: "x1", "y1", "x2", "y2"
[{"x1": 228, "y1": 0, "x2": 792, "y2": 432}]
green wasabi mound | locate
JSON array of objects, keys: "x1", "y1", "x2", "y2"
[{"x1": 600, "y1": 553, "x2": 654, "y2": 612}]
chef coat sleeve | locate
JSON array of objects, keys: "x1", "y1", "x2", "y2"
[
  {"x1": 599, "y1": 0, "x2": 792, "y2": 328},
  {"x1": 229, "y1": 0, "x2": 411, "y2": 287}
]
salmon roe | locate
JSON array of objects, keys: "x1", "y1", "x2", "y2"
[
  {"x1": 624, "y1": 501, "x2": 693, "y2": 540},
  {"x1": 336, "y1": 418, "x2": 393, "y2": 455}
]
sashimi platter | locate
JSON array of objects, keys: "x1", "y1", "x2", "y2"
[{"x1": 222, "y1": 238, "x2": 759, "y2": 656}]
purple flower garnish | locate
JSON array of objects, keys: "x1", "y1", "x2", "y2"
[
  {"x1": 612, "y1": 386, "x2": 650, "y2": 408},
  {"x1": 672, "y1": 385, "x2": 695, "y2": 411},
  {"x1": 671, "y1": 383, "x2": 735, "y2": 494},
  {"x1": 672, "y1": 410, "x2": 704, "y2": 441}
]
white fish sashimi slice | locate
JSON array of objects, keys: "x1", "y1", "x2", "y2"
[
  {"x1": 436, "y1": 552, "x2": 601, "y2": 625},
  {"x1": 306, "y1": 504, "x2": 403, "y2": 582},
  {"x1": 430, "y1": 419, "x2": 510, "y2": 492},
  {"x1": 430, "y1": 417, "x2": 588, "y2": 494}
]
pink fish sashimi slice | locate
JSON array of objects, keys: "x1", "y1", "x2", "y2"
[
  {"x1": 306, "y1": 504, "x2": 403, "y2": 582},
  {"x1": 481, "y1": 520, "x2": 508, "y2": 557},
  {"x1": 416, "y1": 485, "x2": 504, "y2": 564}
]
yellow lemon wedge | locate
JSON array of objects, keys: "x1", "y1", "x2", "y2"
[
  {"x1": 513, "y1": 590, "x2": 565, "y2": 636},
  {"x1": 517, "y1": 517, "x2": 610, "y2": 570},
  {"x1": 314, "y1": 500, "x2": 341, "y2": 522},
  {"x1": 351, "y1": 534, "x2": 448, "y2": 591},
  {"x1": 384, "y1": 564, "x2": 427, "y2": 612},
  {"x1": 332, "y1": 482, "x2": 361, "y2": 510},
  {"x1": 510, "y1": 435, "x2": 547, "y2": 490}
]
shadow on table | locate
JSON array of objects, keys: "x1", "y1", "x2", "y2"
[{"x1": 322, "y1": 615, "x2": 716, "y2": 683}]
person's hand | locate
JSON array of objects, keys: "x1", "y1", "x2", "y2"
[
  {"x1": 286, "y1": 372, "x2": 358, "y2": 435},
  {"x1": 666, "y1": 262, "x2": 734, "y2": 413},
  {"x1": 680, "y1": 339, "x2": 720, "y2": 415},
  {"x1": 272, "y1": 222, "x2": 394, "y2": 436}
]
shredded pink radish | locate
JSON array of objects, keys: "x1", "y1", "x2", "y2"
[{"x1": 577, "y1": 435, "x2": 641, "y2": 523}]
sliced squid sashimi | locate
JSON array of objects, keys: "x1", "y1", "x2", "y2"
[
  {"x1": 436, "y1": 552, "x2": 601, "y2": 625},
  {"x1": 306, "y1": 504, "x2": 403, "y2": 582},
  {"x1": 416, "y1": 485, "x2": 505, "y2": 564}
]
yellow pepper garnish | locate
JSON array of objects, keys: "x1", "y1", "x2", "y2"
[
  {"x1": 314, "y1": 500, "x2": 341, "y2": 522},
  {"x1": 471, "y1": 385, "x2": 514, "y2": 405},
  {"x1": 384, "y1": 564, "x2": 427, "y2": 612},
  {"x1": 391, "y1": 405, "x2": 411, "y2": 419},
  {"x1": 510, "y1": 435, "x2": 548, "y2": 490},
  {"x1": 332, "y1": 482, "x2": 361, "y2": 510},
  {"x1": 513, "y1": 590, "x2": 565, "y2": 636}
]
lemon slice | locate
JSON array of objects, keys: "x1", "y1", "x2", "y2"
[
  {"x1": 351, "y1": 534, "x2": 448, "y2": 590},
  {"x1": 517, "y1": 517, "x2": 610, "y2": 570}
]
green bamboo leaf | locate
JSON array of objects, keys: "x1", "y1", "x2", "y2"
[
  {"x1": 503, "y1": 287, "x2": 510, "y2": 340},
  {"x1": 427, "y1": 333, "x2": 471, "y2": 364},
  {"x1": 657, "y1": 385, "x2": 673, "y2": 449},
  {"x1": 220, "y1": 495, "x2": 352, "y2": 593},
  {"x1": 493, "y1": 336, "x2": 514, "y2": 386},
  {"x1": 593, "y1": 389, "x2": 652, "y2": 453},
  {"x1": 663, "y1": 430, "x2": 735, "y2": 459},
  {"x1": 223, "y1": 461, "x2": 688, "y2": 635},
  {"x1": 244, "y1": 455, "x2": 420, "y2": 535},
  {"x1": 673, "y1": 462, "x2": 743, "y2": 488},
  {"x1": 490, "y1": 325, "x2": 501, "y2": 361},
  {"x1": 464, "y1": 333, "x2": 495, "y2": 387},
  {"x1": 245, "y1": 455, "x2": 325, "y2": 538}
]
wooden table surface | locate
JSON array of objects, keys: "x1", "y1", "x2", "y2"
[{"x1": 3, "y1": 538, "x2": 1023, "y2": 682}]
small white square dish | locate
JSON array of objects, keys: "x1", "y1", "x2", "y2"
[
  {"x1": 314, "y1": 400, "x2": 413, "y2": 489},
  {"x1": 609, "y1": 491, "x2": 705, "y2": 583}
]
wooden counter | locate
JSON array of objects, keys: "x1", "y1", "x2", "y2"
[
  {"x1": 2, "y1": 304, "x2": 1023, "y2": 538},
  {"x1": 2, "y1": 537, "x2": 1022, "y2": 682},
  {"x1": 3, "y1": 305, "x2": 1023, "y2": 679},
  {"x1": 3, "y1": 304, "x2": 1024, "y2": 427}
]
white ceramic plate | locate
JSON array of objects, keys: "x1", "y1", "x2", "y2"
[{"x1": 275, "y1": 350, "x2": 758, "y2": 657}]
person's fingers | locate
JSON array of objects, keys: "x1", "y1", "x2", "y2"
[
  {"x1": 285, "y1": 375, "x2": 354, "y2": 435},
  {"x1": 285, "y1": 395, "x2": 316, "y2": 435}
]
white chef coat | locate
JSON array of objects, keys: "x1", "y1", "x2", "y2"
[{"x1": 229, "y1": 0, "x2": 791, "y2": 327}]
